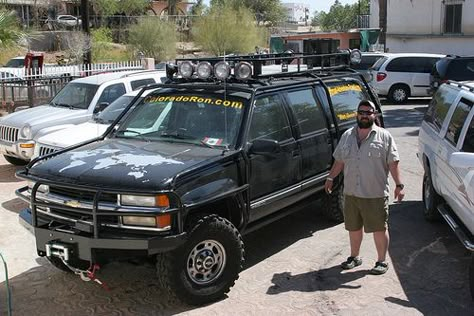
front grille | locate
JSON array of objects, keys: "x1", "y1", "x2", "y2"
[
  {"x1": 49, "y1": 186, "x2": 118, "y2": 204},
  {"x1": 0, "y1": 125, "x2": 19, "y2": 143},
  {"x1": 38, "y1": 145, "x2": 59, "y2": 156}
]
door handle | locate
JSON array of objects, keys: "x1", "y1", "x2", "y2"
[{"x1": 291, "y1": 150, "x2": 300, "y2": 157}]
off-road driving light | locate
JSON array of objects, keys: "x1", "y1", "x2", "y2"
[
  {"x1": 27, "y1": 181, "x2": 49, "y2": 194},
  {"x1": 350, "y1": 49, "x2": 362, "y2": 64},
  {"x1": 234, "y1": 62, "x2": 253, "y2": 80},
  {"x1": 214, "y1": 61, "x2": 231, "y2": 80},
  {"x1": 196, "y1": 61, "x2": 213, "y2": 79},
  {"x1": 120, "y1": 194, "x2": 170, "y2": 207},
  {"x1": 179, "y1": 61, "x2": 195, "y2": 78}
]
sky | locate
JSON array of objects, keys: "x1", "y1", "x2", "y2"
[{"x1": 201, "y1": 1, "x2": 360, "y2": 14}]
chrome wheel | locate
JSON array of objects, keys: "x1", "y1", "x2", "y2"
[
  {"x1": 392, "y1": 88, "x2": 407, "y2": 102},
  {"x1": 187, "y1": 239, "x2": 226, "y2": 285}
]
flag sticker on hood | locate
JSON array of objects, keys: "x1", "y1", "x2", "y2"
[{"x1": 202, "y1": 137, "x2": 223, "y2": 146}]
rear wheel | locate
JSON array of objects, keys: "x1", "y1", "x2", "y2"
[
  {"x1": 389, "y1": 84, "x2": 409, "y2": 104},
  {"x1": 3, "y1": 155, "x2": 28, "y2": 166},
  {"x1": 156, "y1": 215, "x2": 244, "y2": 305},
  {"x1": 323, "y1": 177, "x2": 344, "y2": 223},
  {"x1": 422, "y1": 169, "x2": 441, "y2": 221}
]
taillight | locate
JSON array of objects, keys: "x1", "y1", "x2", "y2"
[{"x1": 376, "y1": 72, "x2": 387, "y2": 82}]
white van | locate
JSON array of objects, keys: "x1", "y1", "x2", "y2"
[{"x1": 369, "y1": 53, "x2": 445, "y2": 103}]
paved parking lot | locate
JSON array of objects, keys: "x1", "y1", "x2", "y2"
[{"x1": 0, "y1": 101, "x2": 472, "y2": 315}]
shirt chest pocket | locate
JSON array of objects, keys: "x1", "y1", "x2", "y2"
[
  {"x1": 342, "y1": 144, "x2": 354, "y2": 160},
  {"x1": 368, "y1": 142, "x2": 385, "y2": 159}
]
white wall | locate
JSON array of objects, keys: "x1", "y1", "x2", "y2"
[{"x1": 387, "y1": 37, "x2": 474, "y2": 55}]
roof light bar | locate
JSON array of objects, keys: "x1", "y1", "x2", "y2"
[
  {"x1": 234, "y1": 62, "x2": 253, "y2": 80},
  {"x1": 179, "y1": 61, "x2": 195, "y2": 78},
  {"x1": 350, "y1": 49, "x2": 362, "y2": 65}
]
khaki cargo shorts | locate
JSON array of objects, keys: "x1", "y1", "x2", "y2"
[{"x1": 343, "y1": 195, "x2": 389, "y2": 233}]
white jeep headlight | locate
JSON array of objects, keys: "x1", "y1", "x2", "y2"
[
  {"x1": 27, "y1": 181, "x2": 49, "y2": 194},
  {"x1": 20, "y1": 125, "x2": 32, "y2": 139}
]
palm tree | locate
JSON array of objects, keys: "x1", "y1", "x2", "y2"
[{"x1": 0, "y1": 9, "x2": 28, "y2": 48}]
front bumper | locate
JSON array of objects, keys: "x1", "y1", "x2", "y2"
[
  {"x1": 0, "y1": 139, "x2": 35, "y2": 160},
  {"x1": 19, "y1": 207, "x2": 187, "y2": 261}
]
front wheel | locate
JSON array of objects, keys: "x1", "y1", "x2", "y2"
[
  {"x1": 3, "y1": 155, "x2": 28, "y2": 166},
  {"x1": 156, "y1": 215, "x2": 244, "y2": 305},
  {"x1": 422, "y1": 169, "x2": 441, "y2": 221}
]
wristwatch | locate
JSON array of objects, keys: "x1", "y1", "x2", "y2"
[{"x1": 396, "y1": 184, "x2": 405, "y2": 190}]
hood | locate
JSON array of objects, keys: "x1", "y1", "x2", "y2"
[
  {"x1": 0, "y1": 105, "x2": 89, "y2": 135},
  {"x1": 37, "y1": 121, "x2": 108, "y2": 148},
  {"x1": 29, "y1": 139, "x2": 228, "y2": 191}
]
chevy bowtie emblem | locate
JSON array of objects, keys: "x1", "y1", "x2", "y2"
[{"x1": 65, "y1": 200, "x2": 81, "y2": 208}]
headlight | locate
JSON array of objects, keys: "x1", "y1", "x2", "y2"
[
  {"x1": 214, "y1": 61, "x2": 231, "y2": 80},
  {"x1": 196, "y1": 62, "x2": 212, "y2": 79},
  {"x1": 20, "y1": 125, "x2": 32, "y2": 139},
  {"x1": 27, "y1": 181, "x2": 49, "y2": 194},
  {"x1": 121, "y1": 215, "x2": 171, "y2": 228},
  {"x1": 235, "y1": 62, "x2": 253, "y2": 80},
  {"x1": 120, "y1": 194, "x2": 170, "y2": 207},
  {"x1": 350, "y1": 49, "x2": 362, "y2": 65},
  {"x1": 179, "y1": 61, "x2": 195, "y2": 78}
]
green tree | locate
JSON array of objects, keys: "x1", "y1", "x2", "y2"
[
  {"x1": 0, "y1": 9, "x2": 28, "y2": 48},
  {"x1": 91, "y1": 0, "x2": 119, "y2": 16},
  {"x1": 319, "y1": 0, "x2": 369, "y2": 32},
  {"x1": 127, "y1": 17, "x2": 177, "y2": 61},
  {"x1": 210, "y1": 0, "x2": 286, "y2": 26},
  {"x1": 311, "y1": 10, "x2": 322, "y2": 27},
  {"x1": 190, "y1": 0, "x2": 205, "y2": 16},
  {"x1": 192, "y1": 3, "x2": 267, "y2": 55},
  {"x1": 120, "y1": 0, "x2": 149, "y2": 16}
]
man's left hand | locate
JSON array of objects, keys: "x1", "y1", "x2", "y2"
[{"x1": 394, "y1": 187, "x2": 405, "y2": 202}]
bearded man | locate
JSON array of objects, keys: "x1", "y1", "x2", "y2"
[{"x1": 324, "y1": 100, "x2": 405, "y2": 275}]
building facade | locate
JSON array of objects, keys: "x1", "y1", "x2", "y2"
[{"x1": 370, "y1": 0, "x2": 474, "y2": 55}]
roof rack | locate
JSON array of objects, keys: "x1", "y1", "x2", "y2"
[
  {"x1": 167, "y1": 50, "x2": 362, "y2": 82},
  {"x1": 448, "y1": 80, "x2": 474, "y2": 92}
]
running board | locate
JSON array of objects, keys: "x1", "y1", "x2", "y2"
[{"x1": 437, "y1": 204, "x2": 474, "y2": 251}]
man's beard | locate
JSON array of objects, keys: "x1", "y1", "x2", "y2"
[{"x1": 357, "y1": 117, "x2": 374, "y2": 129}]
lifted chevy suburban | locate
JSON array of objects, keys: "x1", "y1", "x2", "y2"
[{"x1": 16, "y1": 51, "x2": 384, "y2": 305}]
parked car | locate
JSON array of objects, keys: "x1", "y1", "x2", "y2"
[
  {"x1": 45, "y1": 15, "x2": 82, "y2": 28},
  {"x1": 369, "y1": 53, "x2": 445, "y2": 103},
  {"x1": 33, "y1": 88, "x2": 158, "y2": 158},
  {"x1": 417, "y1": 80, "x2": 474, "y2": 299},
  {"x1": 430, "y1": 55, "x2": 474, "y2": 91},
  {"x1": 351, "y1": 51, "x2": 388, "y2": 82},
  {"x1": 0, "y1": 70, "x2": 165, "y2": 165},
  {"x1": 3, "y1": 56, "x2": 25, "y2": 68},
  {"x1": 15, "y1": 51, "x2": 384, "y2": 305}
]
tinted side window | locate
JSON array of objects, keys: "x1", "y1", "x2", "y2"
[
  {"x1": 385, "y1": 57, "x2": 411, "y2": 72},
  {"x1": 424, "y1": 85, "x2": 458, "y2": 131},
  {"x1": 386, "y1": 57, "x2": 438, "y2": 73},
  {"x1": 327, "y1": 81, "x2": 370, "y2": 124},
  {"x1": 286, "y1": 89, "x2": 326, "y2": 134},
  {"x1": 97, "y1": 83, "x2": 126, "y2": 104},
  {"x1": 249, "y1": 95, "x2": 292, "y2": 142},
  {"x1": 445, "y1": 98, "x2": 473, "y2": 146},
  {"x1": 131, "y1": 78, "x2": 156, "y2": 90},
  {"x1": 462, "y1": 115, "x2": 474, "y2": 153},
  {"x1": 446, "y1": 59, "x2": 474, "y2": 80}
]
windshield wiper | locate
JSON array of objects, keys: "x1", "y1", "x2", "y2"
[
  {"x1": 50, "y1": 102, "x2": 73, "y2": 109},
  {"x1": 160, "y1": 130, "x2": 196, "y2": 140},
  {"x1": 115, "y1": 130, "x2": 150, "y2": 142}
]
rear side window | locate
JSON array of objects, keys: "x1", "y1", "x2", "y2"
[
  {"x1": 462, "y1": 116, "x2": 474, "y2": 153},
  {"x1": 131, "y1": 78, "x2": 156, "y2": 90},
  {"x1": 446, "y1": 59, "x2": 474, "y2": 81},
  {"x1": 286, "y1": 89, "x2": 327, "y2": 135},
  {"x1": 424, "y1": 84, "x2": 458, "y2": 131},
  {"x1": 327, "y1": 80, "x2": 370, "y2": 124},
  {"x1": 386, "y1": 57, "x2": 439, "y2": 73},
  {"x1": 97, "y1": 83, "x2": 126, "y2": 104},
  {"x1": 445, "y1": 98, "x2": 473, "y2": 146},
  {"x1": 372, "y1": 57, "x2": 387, "y2": 71}
]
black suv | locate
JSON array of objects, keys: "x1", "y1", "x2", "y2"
[
  {"x1": 16, "y1": 51, "x2": 383, "y2": 305},
  {"x1": 430, "y1": 55, "x2": 474, "y2": 91}
]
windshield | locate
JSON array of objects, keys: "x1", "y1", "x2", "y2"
[
  {"x1": 5, "y1": 58, "x2": 24, "y2": 68},
  {"x1": 115, "y1": 92, "x2": 248, "y2": 149},
  {"x1": 95, "y1": 95, "x2": 136, "y2": 124},
  {"x1": 50, "y1": 82, "x2": 99, "y2": 109}
]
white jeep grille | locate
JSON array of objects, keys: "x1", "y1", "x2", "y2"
[
  {"x1": 38, "y1": 145, "x2": 59, "y2": 157},
  {"x1": 0, "y1": 125, "x2": 19, "y2": 143}
]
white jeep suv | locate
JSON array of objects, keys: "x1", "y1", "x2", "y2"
[{"x1": 418, "y1": 80, "x2": 474, "y2": 299}]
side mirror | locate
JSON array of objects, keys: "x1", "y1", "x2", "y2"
[
  {"x1": 94, "y1": 102, "x2": 109, "y2": 114},
  {"x1": 249, "y1": 139, "x2": 281, "y2": 155},
  {"x1": 449, "y1": 152, "x2": 474, "y2": 169}
]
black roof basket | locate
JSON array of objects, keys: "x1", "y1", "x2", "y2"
[{"x1": 172, "y1": 50, "x2": 360, "y2": 80}]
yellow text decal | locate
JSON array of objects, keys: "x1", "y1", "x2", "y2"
[
  {"x1": 329, "y1": 84, "x2": 362, "y2": 96},
  {"x1": 144, "y1": 95, "x2": 243, "y2": 109}
]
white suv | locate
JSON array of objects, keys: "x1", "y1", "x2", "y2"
[
  {"x1": 418, "y1": 80, "x2": 474, "y2": 299},
  {"x1": 0, "y1": 70, "x2": 165, "y2": 165},
  {"x1": 370, "y1": 53, "x2": 445, "y2": 103}
]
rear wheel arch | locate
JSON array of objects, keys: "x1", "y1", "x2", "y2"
[{"x1": 389, "y1": 83, "x2": 410, "y2": 103}]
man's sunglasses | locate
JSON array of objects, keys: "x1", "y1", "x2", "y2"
[{"x1": 357, "y1": 110, "x2": 375, "y2": 116}]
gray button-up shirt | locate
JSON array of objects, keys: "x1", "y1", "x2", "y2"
[{"x1": 333, "y1": 125, "x2": 399, "y2": 198}]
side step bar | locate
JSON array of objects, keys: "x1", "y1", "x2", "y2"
[{"x1": 437, "y1": 204, "x2": 474, "y2": 251}]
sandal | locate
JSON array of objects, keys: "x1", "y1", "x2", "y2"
[
  {"x1": 370, "y1": 261, "x2": 389, "y2": 275},
  {"x1": 341, "y1": 256, "x2": 362, "y2": 270}
]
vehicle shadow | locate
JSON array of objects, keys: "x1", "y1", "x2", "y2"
[
  {"x1": 382, "y1": 106, "x2": 426, "y2": 129},
  {"x1": 387, "y1": 201, "x2": 472, "y2": 314},
  {"x1": 1, "y1": 198, "x2": 28, "y2": 214},
  {"x1": 0, "y1": 199, "x2": 338, "y2": 315},
  {"x1": 0, "y1": 162, "x2": 25, "y2": 183}
]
